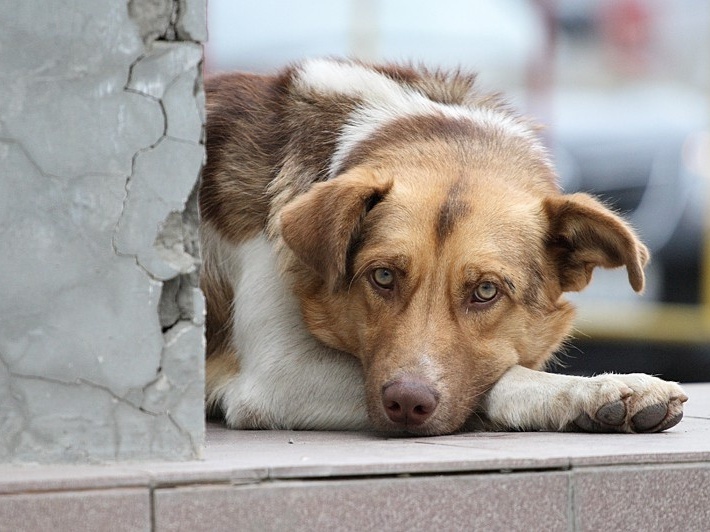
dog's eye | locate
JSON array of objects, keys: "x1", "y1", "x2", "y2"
[
  {"x1": 371, "y1": 268, "x2": 395, "y2": 290},
  {"x1": 471, "y1": 281, "x2": 498, "y2": 303}
]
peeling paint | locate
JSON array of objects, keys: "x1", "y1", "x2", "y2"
[
  {"x1": 128, "y1": 0, "x2": 177, "y2": 43},
  {"x1": 128, "y1": 0, "x2": 207, "y2": 44},
  {"x1": 0, "y1": 0, "x2": 206, "y2": 463}
]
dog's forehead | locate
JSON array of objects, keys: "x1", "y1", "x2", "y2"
[
  {"x1": 388, "y1": 165, "x2": 543, "y2": 223},
  {"x1": 364, "y1": 170, "x2": 545, "y2": 266}
]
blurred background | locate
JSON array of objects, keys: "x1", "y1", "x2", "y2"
[{"x1": 205, "y1": 0, "x2": 710, "y2": 381}]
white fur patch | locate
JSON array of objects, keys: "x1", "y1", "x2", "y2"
[
  {"x1": 295, "y1": 58, "x2": 412, "y2": 104},
  {"x1": 205, "y1": 231, "x2": 370, "y2": 430},
  {"x1": 483, "y1": 365, "x2": 686, "y2": 432},
  {"x1": 293, "y1": 58, "x2": 539, "y2": 177}
]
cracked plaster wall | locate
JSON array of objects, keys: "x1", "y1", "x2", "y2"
[{"x1": 0, "y1": 0, "x2": 207, "y2": 462}]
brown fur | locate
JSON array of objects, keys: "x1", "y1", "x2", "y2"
[
  {"x1": 201, "y1": 59, "x2": 649, "y2": 434},
  {"x1": 279, "y1": 151, "x2": 591, "y2": 432}
]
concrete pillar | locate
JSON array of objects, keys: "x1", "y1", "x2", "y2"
[{"x1": 0, "y1": 1, "x2": 207, "y2": 462}]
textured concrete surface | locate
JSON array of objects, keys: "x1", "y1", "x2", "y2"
[
  {"x1": 0, "y1": 383, "x2": 707, "y2": 530},
  {"x1": 0, "y1": 1, "x2": 206, "y2": 462},
  {"x1": 153, "y1": 474, "x2": 569, "y2": 532},
  {"x1": 573, "y1": 465, "x2": 710, "y2": 532},
  {"x1": 0, "y1": 488, "x2": 151, "y2": 532}
]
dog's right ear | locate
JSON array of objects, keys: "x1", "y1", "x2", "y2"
[{"x1": 280, "y1": 168, "x2": 393, "y2": 290}]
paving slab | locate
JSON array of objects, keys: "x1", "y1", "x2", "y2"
[
  {"x1": 0, "y1": 488, "x2": 151, "y2": 532},
  {"x1": 573, "y1": 464, "x2": 710, "y2": 531},
  {"x1": 154, "y1": 472, "x2": 570, "y2": 532},
  {"x1": 0, "y1": 383, "x2": 707, "y2": 495}
]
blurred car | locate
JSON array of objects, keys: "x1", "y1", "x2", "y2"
[{"x1": 552, "y1": 84, "x2": 708, "y2": 305}]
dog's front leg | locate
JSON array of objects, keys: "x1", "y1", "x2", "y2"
[
  {"x1": 481, "y1": 365, "x2": 687, "y2": 433},
  {"x1": 217, "y1": 346, "x2": 373, "y2": 431}
]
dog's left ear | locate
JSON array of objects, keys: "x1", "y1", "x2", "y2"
[
  {"x1": 544, "y1": 193, "x2": 649, "y2": 293},
  {"x1": 280, "y1": 168, "x2": 393, "y2": 290}
]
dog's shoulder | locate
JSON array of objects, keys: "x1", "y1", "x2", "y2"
[{"x1": 200, "y1": 72, "x2": 283, "y2": 242}]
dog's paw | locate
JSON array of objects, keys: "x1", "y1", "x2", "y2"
[{"x1": 571, "y1": 373, "x2": 688, "y2": 433}]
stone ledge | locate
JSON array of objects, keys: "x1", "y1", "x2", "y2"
[{"x1": 0, "y1": 383, "x2": 708, "y2": 531}]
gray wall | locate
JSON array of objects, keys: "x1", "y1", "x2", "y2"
[{"x1": 0, "y1": 1, "x2": 207, "y2": 462}]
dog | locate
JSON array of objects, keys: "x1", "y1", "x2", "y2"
[{"x1": 199, "y1": 58, "x2": 687, "y2": 435}]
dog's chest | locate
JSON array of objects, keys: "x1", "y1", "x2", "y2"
[{"x1": 204, "y1": 231, "x2": 368, "y2": 429}]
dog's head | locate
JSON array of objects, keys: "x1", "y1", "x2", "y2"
[{"x1": 279, "y1": 134, "x2": 648, "y2": 435}]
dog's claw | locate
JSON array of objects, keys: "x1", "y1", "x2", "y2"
[{"x1": 596, "y1": 400, "x2": 626, "y2": 426}]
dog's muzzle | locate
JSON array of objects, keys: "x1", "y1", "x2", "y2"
[{"x1": 382, "y1": 377, "x2": 440, "y2": 428}]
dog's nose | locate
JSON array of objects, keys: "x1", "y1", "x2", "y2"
[{"x1": 382, "y1": 379, "x2": 439, "y2": 427}]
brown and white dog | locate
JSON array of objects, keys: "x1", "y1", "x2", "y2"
[{"x1": 200, "y1": 58, "x2": 687, "y2": 435}]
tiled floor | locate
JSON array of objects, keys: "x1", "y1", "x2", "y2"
[{"x1": 1, "y1": 383, "x2": 708, "y2": 531}]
